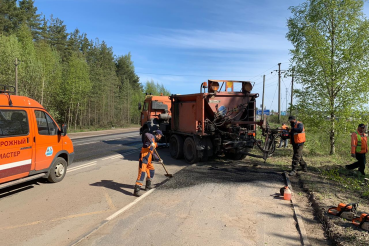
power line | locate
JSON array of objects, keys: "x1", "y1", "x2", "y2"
[
  {"x1": 269, "y1": 84, "x2": 278, "y2": 110},
  {"x1": 137, "y1": 64, "x2": 282, "y2": 79}
]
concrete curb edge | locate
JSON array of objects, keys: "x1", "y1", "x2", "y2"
[{"x1": 284, "y1": 171, "x2": 312, "y2": 246}]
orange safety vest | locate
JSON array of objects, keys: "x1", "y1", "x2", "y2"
[
  {"x1": 292, "y1": 121, "x2": 306, "y2": 144},
  {"x1": 351, "y1": 131, "x2": 368, "y2": 154}
]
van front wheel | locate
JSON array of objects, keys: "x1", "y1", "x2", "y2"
[{"x1": 47, "y1": 157, "x2": 67, "y2": 183}]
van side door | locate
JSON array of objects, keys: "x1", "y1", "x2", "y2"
[
  {"x1": 0, "y1": 109, "x2": 33, "y2": 183},
  {"x1": 33, "y1": 110, "x2": 62, "y2": 171}
]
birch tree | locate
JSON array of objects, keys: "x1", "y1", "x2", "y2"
[{"x1": 287, "y1": 0, "x2": 369, "y2": 154}]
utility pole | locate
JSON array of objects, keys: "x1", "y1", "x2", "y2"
[
  {"x1": 273, "y1": 64, "x2": 286, "y2": 123},
  {"x1": 290, "y1": 70, "x2": 294, "y2": 115},
  {"x1": 262, "y1": 75, "x2": 265, "y2": 121},
  {"x1": 15, "y1": 58, "x2": 19, "y2": 95},
  {"x1": 286, "y1": 88, "x2": 288, "y2": 113},
  {"x1": 278, "y1": 63, "x2": 281, "y2": 123}
]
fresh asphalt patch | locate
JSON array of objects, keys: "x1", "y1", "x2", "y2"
[{"x1": 159, "y1": 163, "x2": 284, "y2": 190}]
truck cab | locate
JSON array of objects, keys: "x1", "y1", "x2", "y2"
[
  {"x1": 0, "y1": 85, "x2": 74, "y2": 189},
  {"x1": 139, "y1": 95, "x2": 171, "y2": 141}
]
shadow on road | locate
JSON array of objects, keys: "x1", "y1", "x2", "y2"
[
  {"x1": 0, "y1": 178, "x2": 48, "y2": 199},
  {"x1": 90, "y1": 180, "x2": 135, "y2": 196}
]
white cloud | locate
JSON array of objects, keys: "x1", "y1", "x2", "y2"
[{"x1": 139, "y1": 29, "x2": 291, "y2": 52}]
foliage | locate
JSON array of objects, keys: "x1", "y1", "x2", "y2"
[
  {"x1": 0, "y1": 0, "x2": 171, "y2": 129},
  {"x1": 287, "y1": 0, "x2": 369, "y2": 154},
  {"x1": 144, "y1": 79, "x2": 171, "y2": 96}
]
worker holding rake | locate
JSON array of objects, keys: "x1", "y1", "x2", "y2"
[{"x1": 133, "y1": 130, "x2": 164, "y2": 197}]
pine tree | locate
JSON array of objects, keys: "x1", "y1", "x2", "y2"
[
  {"x1": 0, "y1": 0, "x2": 18, "y2": 34},
  {"x1": 18, "y1": 0, "x2": 42, "y2": 40}
]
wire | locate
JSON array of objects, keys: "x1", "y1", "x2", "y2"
[
  {"x1": 137, "y1": 64, "x2": 283, "y2": 79},
  {"x1": 269, "y1": 84, "x2": 278, "y2": 110}
]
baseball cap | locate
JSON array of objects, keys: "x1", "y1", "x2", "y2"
[
  {"x1": 358, "y1": 124, "x2": 365, "y2": 128},
  {"x1": 155, "y1": 130, "x2": 164, "y2": 137},
  {"x1": 288, "y1": 115, "x2": 296, "y2": 121}
]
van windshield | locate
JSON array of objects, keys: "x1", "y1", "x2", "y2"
[{"x1": 0, "y1": 110, "x2": 29, "y2": 137}]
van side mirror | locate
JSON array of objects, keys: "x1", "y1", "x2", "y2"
[
  {"x1": 138, "y1": 102, "x2": 142, "y2": 110},
  {"x1": 61, "y1": 124, "x2": 68, "y2": 136}
]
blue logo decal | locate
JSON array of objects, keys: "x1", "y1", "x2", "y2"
[{"x1": 45, "y1": 147, "x2": 53, "y2": 157}]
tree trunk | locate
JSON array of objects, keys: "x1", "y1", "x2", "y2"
[
  {"x1": 88, "y1": 100, "x2": 90, "y2": 127},
  {"x1": 75, "y1": 101, "x2": 79, "y2": 130},
  {"x1": 330, "y1": 113, "x2": 335, "y2": 155},
  {"x1": 41, "y1": 78, "x2": 45, "y2": 106}
]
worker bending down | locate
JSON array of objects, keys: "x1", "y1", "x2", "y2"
[{"x1": 133, "y1": 130, "x2": 164, "y2": 197}]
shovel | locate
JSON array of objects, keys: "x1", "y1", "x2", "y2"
[{"x1": 154, "y1": 148, "x2": 173, "y2": 178}]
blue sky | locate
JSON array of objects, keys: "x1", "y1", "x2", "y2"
[{"x1": 34, "y1": 0, "x2": 369, "y2": 111}]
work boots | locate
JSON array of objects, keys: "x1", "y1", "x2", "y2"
[
  {"x1": 145, "y1": 180, "x2": 152, "y2": 190},
  {"x1": 133, "y1": 185, "x2": 143, "y2": 197}
]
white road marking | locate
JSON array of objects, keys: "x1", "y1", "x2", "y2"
[
  {"x1": 101, "y1": 154, "x2": 121, "y2": 160},
  {"x1": 67, "y1": 149, "x2": 141, "y2": 173},
  {"x1": 68, "y1": 161, "x2": 97, "y2": 170},
  {"x1": 106, "y1": 189, "x2": 155, "y2": 221},
  {"x1": 68, "y1": 162, "x2": 97, "y2": 172},
  {"x1": 74, "y1": 141, "x2": 98, "y2": 146},
  {"x1": 73, "y1": 133, "x2": 139, "y2": 146}
]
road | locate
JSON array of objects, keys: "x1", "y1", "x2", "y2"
[{"x1": 0, "y1": 128, "x2": 303, "y2": 246}]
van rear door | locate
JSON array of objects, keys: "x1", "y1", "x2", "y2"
[{"x1": 0, "y1": 109, "x2": 33, "y2": 183}]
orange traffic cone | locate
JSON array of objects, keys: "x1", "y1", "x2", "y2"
[{"x1": 284, "y1": 186, "x2": 292, "y2": 201}]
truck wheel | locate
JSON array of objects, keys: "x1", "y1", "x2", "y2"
[
  {"x1": 47, "y1": 157, "x2": 67, "y2": 183},
  {"x1": 183, "y1": 137, "x2": 199, "y2": 164},
  {"x1": 170, "y1": 134, "x2": 184, "y2": 159},
  {"x1": 141, "y1": 128, "x2": 149, "y2": 143}
]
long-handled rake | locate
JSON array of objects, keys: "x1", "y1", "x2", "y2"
[{"x1": 154, "y1": 149, "x2": 173, "y2": 178}]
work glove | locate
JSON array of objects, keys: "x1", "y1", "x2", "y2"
[
  {"x1": 351, "y1": 153, "x2": 356, "y2": 158},
  {"x1": 159, "y1": 159, "x2": 163, "y2": 164},
  {"x1": 150, "y1": 143, "x2": 156, "y2": 148}
]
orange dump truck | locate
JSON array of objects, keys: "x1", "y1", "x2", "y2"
[
  {"x1": 140, "y1": 80, "x2": 264, "y2": 163},
  {"x1": 139, "y1": 94, "x2": 171, "y2": 142},
  {"x1": 0, "y1": 85, "x2": 74, "y2": 189}
]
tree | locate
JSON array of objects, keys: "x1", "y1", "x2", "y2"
[
  {"x1": 47, "y1": 15, "x2": 68, "y2": 61},
  {"x1": 144, "y1": 79, "x2": 170, "y2": 96},
  {"x1": 35, "y1": 40, "x2": 62, "y2": 112},
  {"x1": 18, "y1": 0, "x2": 42, "y2": 40},
  {"x1": 0, "y1": 0, "x2": 18, "y2": 35},
  {"x1": 286, "y1": 0, "x2": 369, "y2": 154},
  {"x1": 62, "y1": 52, "x2": 91, "y2": 129},
  {"x1": 16, "y1": 23, "x2": 42, "y2": 98},
  {"x1": 0, "y1": 34, "x2": 21, "y2": 84}
]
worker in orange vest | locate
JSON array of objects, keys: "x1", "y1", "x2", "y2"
[
  {"x1": 133, "y1": 130, "x2": 164, "y2": 197},
  {"x1": 278, "y1": 123, "x2": 289, "y2": 148},
  {"x1": 346, "y1": 124, "x2": 367, "y2": 175},
  {"x1": 288, "y1": 116, "x2": 307, "y2": 176}
]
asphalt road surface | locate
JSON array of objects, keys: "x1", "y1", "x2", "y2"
[{"x1": 1, "y1": 128, "x2": 302, "y2": 246}]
